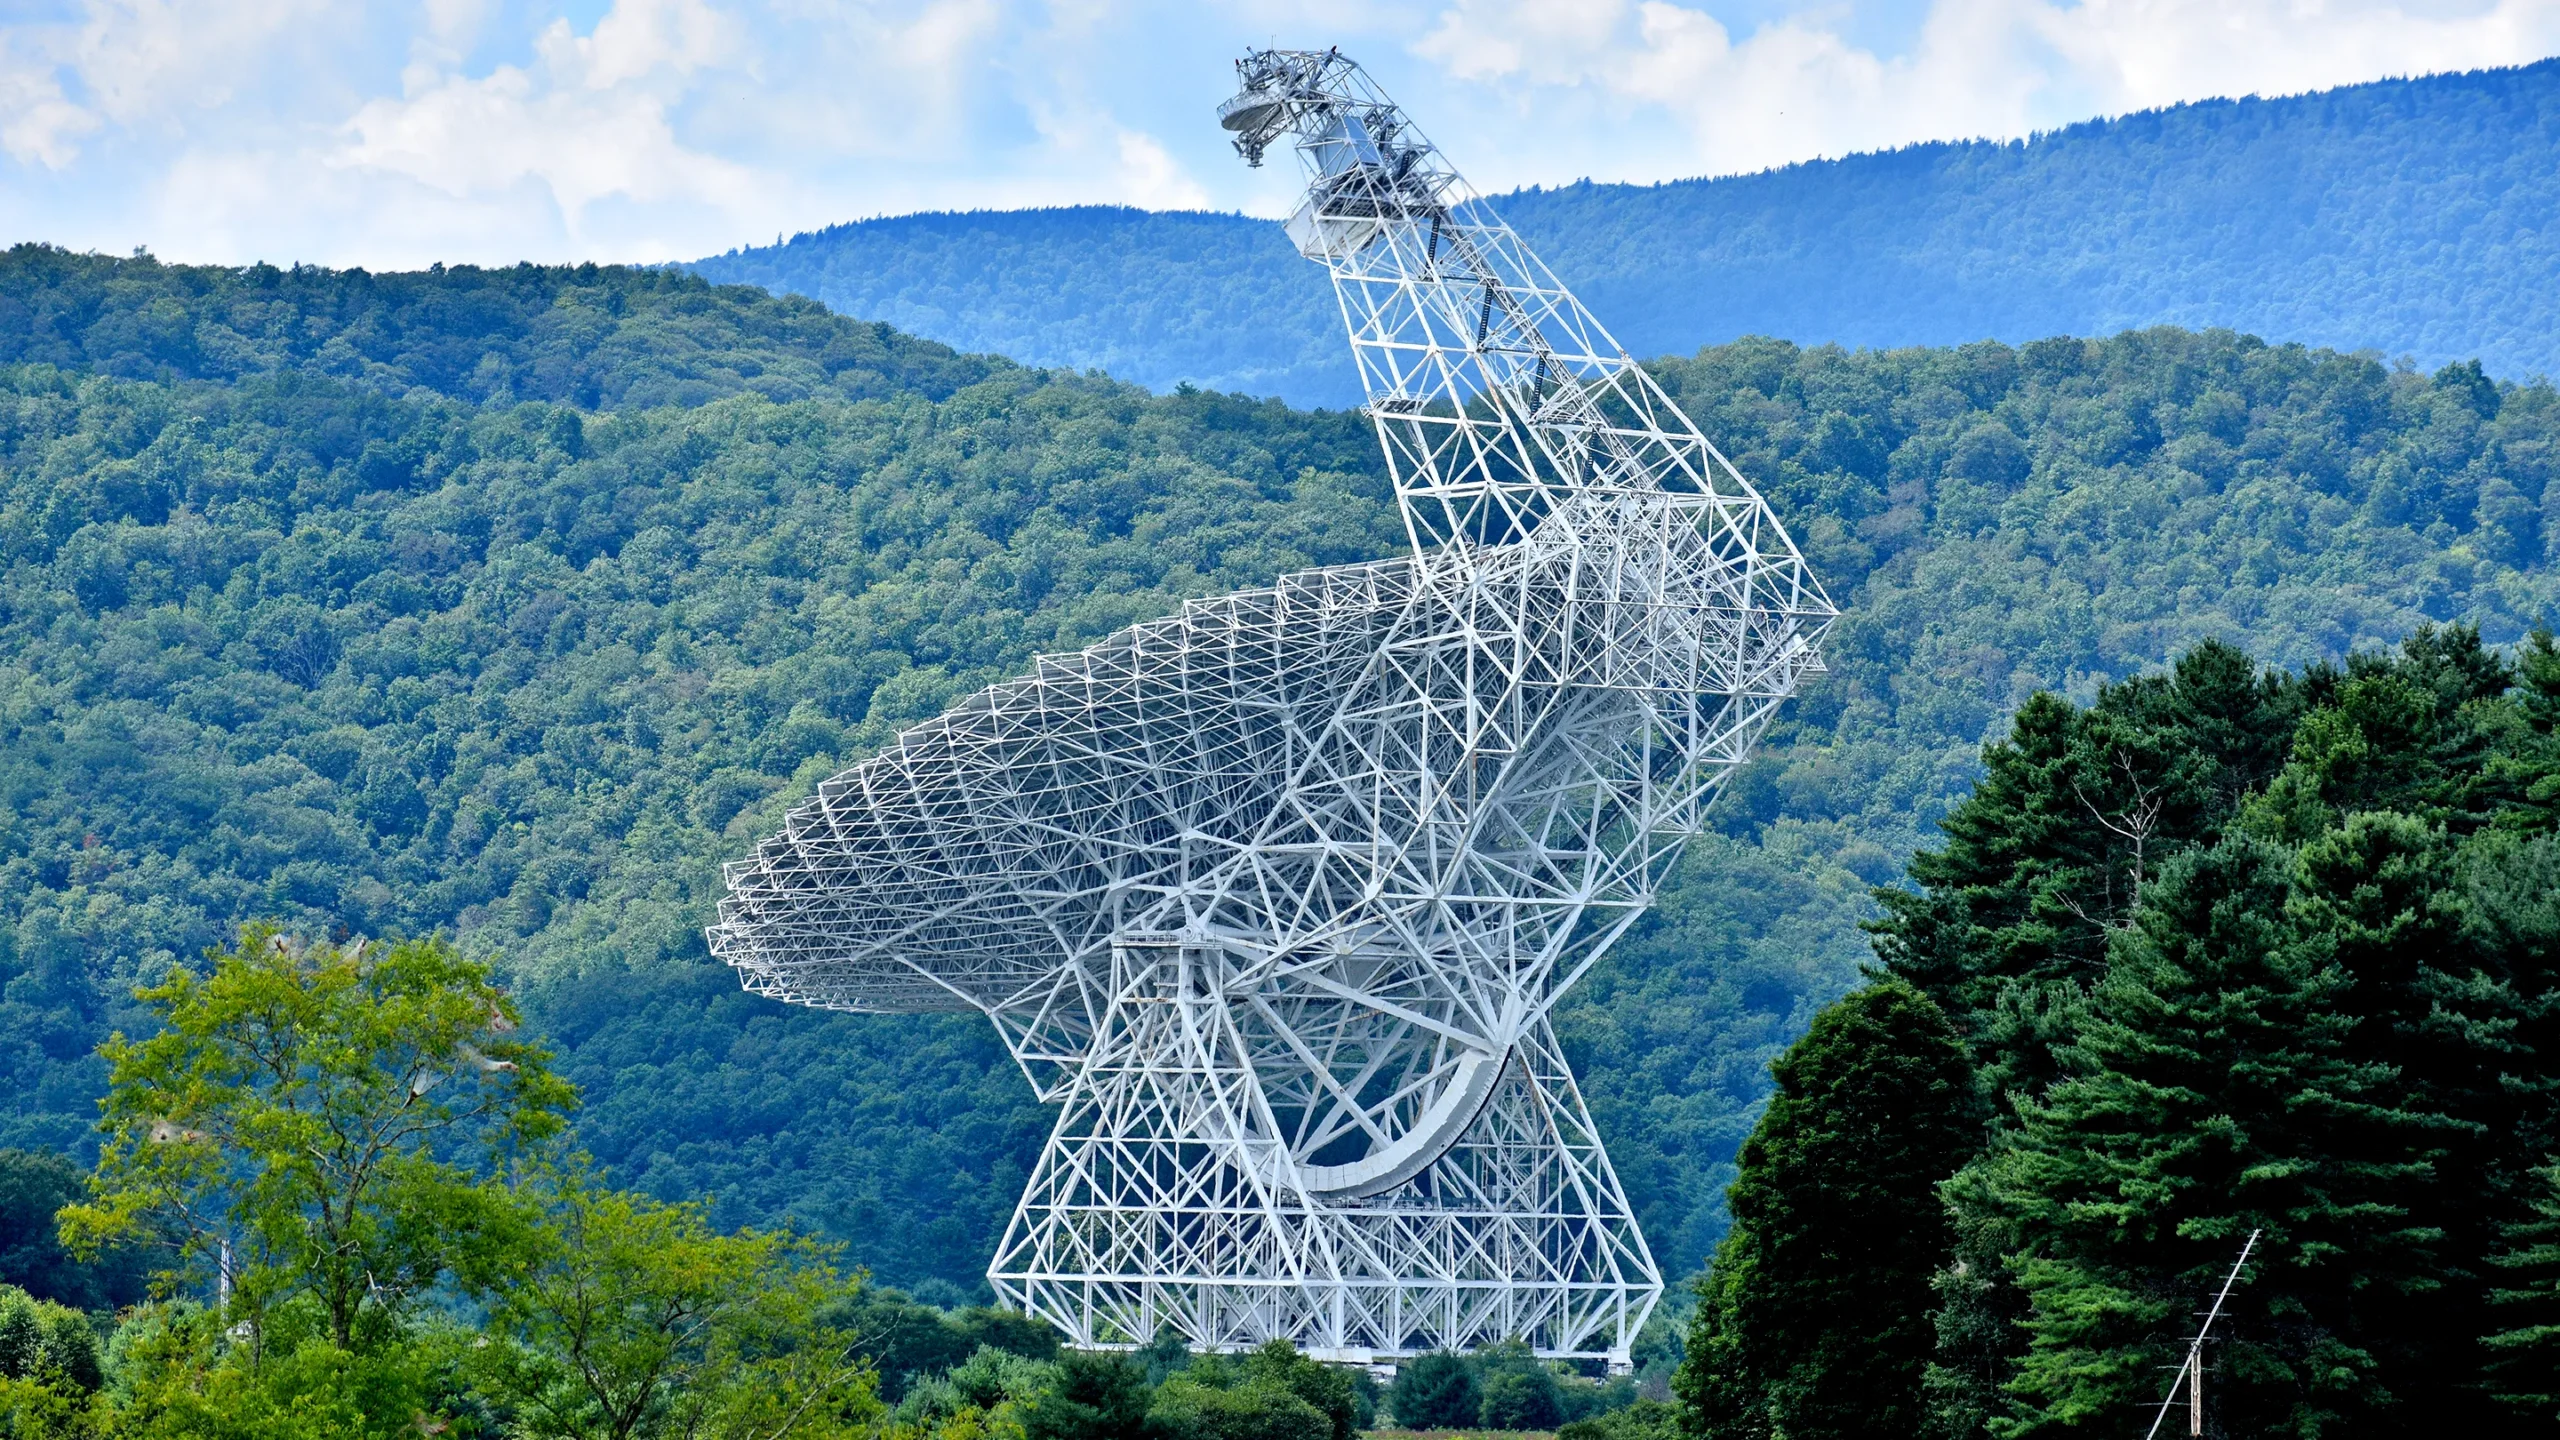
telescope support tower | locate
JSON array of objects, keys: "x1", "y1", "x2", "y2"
[{"x1": 709, "y1": 47, "x2": 1837, "y2": 1366}]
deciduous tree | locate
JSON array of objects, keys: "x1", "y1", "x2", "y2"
[
  {"x1": 59, "y1": 926, "x2": 574, "y2": 1356},
  {"x1": 1385, "y1": 1350, "x2": 1476, "y2": 1430},
  {"x1": 471, "y1": 1174, "x2": 877, "y2": 1440},
  {"x1": 1676, "y1": 979, "x2": 1976, "y2": 1440}
]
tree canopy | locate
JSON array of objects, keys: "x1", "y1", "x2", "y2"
[
  {"x1": 61, "y1": 928, "x2": 573, "y2": 1352},
  {"x1": 1692, "y1": 630, "x2": 2560, "y2": 1436},
  {"x1": 1678, "y1": 980, "x2": 1976, "y2": 1440}
]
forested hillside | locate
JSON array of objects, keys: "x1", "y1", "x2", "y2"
[
  {"x1": 695, "y1": 59, "x2": 2560, "y2": 406},
  {"x1": 5, "y1": 245, "x2": 2558, "y2": 1299}
]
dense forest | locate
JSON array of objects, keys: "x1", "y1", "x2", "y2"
[
  {"x1": 696, "y1": 59, "x2": 2560, "y2": 406},
  {"x1": 5, "y1": 244, "x2": 2560, "y2": 1321},
  {"x1": 1681, "y1": 630, "x2": 2560, "y2": 1434}
]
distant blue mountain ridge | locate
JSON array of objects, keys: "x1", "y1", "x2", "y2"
[{"x1": 691, "y1": 59, "x2": 2560, "y2": 408}]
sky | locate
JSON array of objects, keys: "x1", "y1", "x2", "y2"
[{"x1": 3, "y1": 0, "x2": 2559, "y2": 270}]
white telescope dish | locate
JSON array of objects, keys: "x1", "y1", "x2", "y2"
[{"x1": 711, "y1": 46, "x2": 1836, "y2": 1364}]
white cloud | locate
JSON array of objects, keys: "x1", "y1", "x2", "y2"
[
  {"x1": 1410, "y1": 0, "x2": 2560, "y2": 182},
  {"x1": 2040, "y1": 0, "x2": 2560, "y2": 108},
  {"x1": 59, "y1": 0, "x2": 355, "y2": 130},
  {"x1": 0, "y1": 58, "x2": 96, "y2": 168},
  {"x1": 336, "y1": 0, "x2": 763, "y2": 248},
  {"x1": 0, "y1": 0, "x2": 2555, "y2": 265},
  {"x1": 1114, "y1": 128, "x2": 1213, "y2": 208}
]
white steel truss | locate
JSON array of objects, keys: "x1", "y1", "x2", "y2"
[{"x1": 708, "y1": 46, "x2": 1836, "y2": 1367}]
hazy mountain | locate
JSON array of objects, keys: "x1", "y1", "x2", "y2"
[{"x1": 694, "y1": 59, "x2": 2560, "y2": 406}]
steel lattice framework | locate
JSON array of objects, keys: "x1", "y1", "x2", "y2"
[{"x1": 708, "y1": 47, "x2": 1837, "y2": 1366}]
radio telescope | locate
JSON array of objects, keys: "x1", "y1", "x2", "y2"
[{"x1": 708, "y1": 47, "x2": 1836, "y2": 1366}]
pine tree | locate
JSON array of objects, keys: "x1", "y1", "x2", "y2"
[
  {"x1": 2485, "y1": 1163, "x2": 2560, "y2": 1421},
  {"x1": 1970, "y1": 834, "x2": 2448, "y2": 1436},
  {"x1": 2285, "y1": 811, "x2": 2546, "y2": 1426},
  {"x1": 1875, "y1": 631, "x2": 2560, "y2": 1434},
  {"x1": 2465, "y1": 830, "x2": 2560, "y2": 1424},
  {"x1": 1874, "y1": 639, "x2": 2305, "y2": 1092},
  {"x1": 1675, "y1": 980, "x2": 1977, "y2": 1440},
  {"x1": 1918, "y1": 1211, "x2": 2031, "y2": 1440},
  {"x1": 2484, "y1": 628, "x2": 2560, "y2": 829},
  {"x1": 2253, "y1": 624, "x2": 2515, "y2": 840}
]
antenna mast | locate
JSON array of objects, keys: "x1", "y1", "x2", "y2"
[{"x1": 2146, "y1": 1230, "x2": 2261, "y2": 1440}]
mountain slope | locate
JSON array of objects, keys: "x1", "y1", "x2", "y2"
[
  {"x1": 0, "y1": 242, "x2": 994, "y2": 406},
  {"x1": 4, "y1": 251, "x2": 2558, "y2": 1293},
  {"x1": 694, "y1": 59, "x2": 2560, "y2": 406}
]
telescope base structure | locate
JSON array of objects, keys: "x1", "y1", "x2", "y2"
[{"x1": 987, "y1": 944, "x2": 1660, "y2": 1365}]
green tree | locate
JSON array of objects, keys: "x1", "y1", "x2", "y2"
[
  {"x1": 1019, "y1": 1350, "x2": 1152, "y2": 1440},
  {"x1": 97, "y1": 1296, "x2": 455, "y2": 1440},
  {"x1": 0, "y1": 1296, "x2": 44, "y2": 1380},
  {"x1": 2486, "y1": 1163, "x2": 2560, "y2": 1421},
  {"x1": 1965, "y1": 834, "x2": 2448, "y2": 1435},
  {"x1": 1916, "y1": 1212, "x2": 2029, "y2": 1440},
  {"x1": 1554, "y1": 1397, "x2": 1678, "y2": 1440},
  {"x1": 892, "y1": 1341, "x2": 1058, "y2": 1439},
  {"x1": 1144, "y1": 1347, "x2": 1342, "y2": 1440},
  {"x1": 0, "y1": 1369, "x2": 107, "y2": 1440},
  {"x1": 59, "y1": 926, "x2": 574, "y2": 1355},
  {"x1": 1385, "y1": 1350, "x2": 1477, "y2": 1429},
  {"x1": 1224, "y1": 1342, "x2": 1356, "y2": 1440},
  {"x1": 2257, "y1": 627, "x2": 2516, "y2": 832},
  {"x1": 814, "y1": 1292, "x2": 1058, "y2": 1405},
  {"x1": 1133, "y1": 1326, "x2": 1193, "y2": 1385},
  {"x1": 1476, "y1": 1368, "x2": 1562, "y2": 1431},
  {"x1": 0, "y1": 1285, "x2": 100, "y2": 1394},
  {"x1": 471, "y1": 1173, "x2": 877, "y2": 1440},
  {"x1": 1872, "y1": 641, "x2": 2306, "y2": 1092},
  {"x1": 0, "y1": 1151, "x2": 149, "y2": 1313},
  {"x1": 1469, "y1": 1340, "x2": 1563, "y2": 1431},
  {"x1": 949, "y1": 1309, "x2": 1061, "y2": 1364},
  {"x1": 1675, "y1": 979, "x2": 1977, "y2": 1440},
  {"x1": 2280, "y1": 810, "x2": 2549, "y2": 1426},
  {"x1": 817, "y1": 1290, "x2": 974, "y2": 1403}
]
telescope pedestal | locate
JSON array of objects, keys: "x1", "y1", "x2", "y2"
[{"x1": 987, "y1": 948, "x2": 1658, "y2": 1361}]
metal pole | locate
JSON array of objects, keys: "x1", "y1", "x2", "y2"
[{"x1": 2146, "y1": 1230, "x2": 2260, "y2": 1440}]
